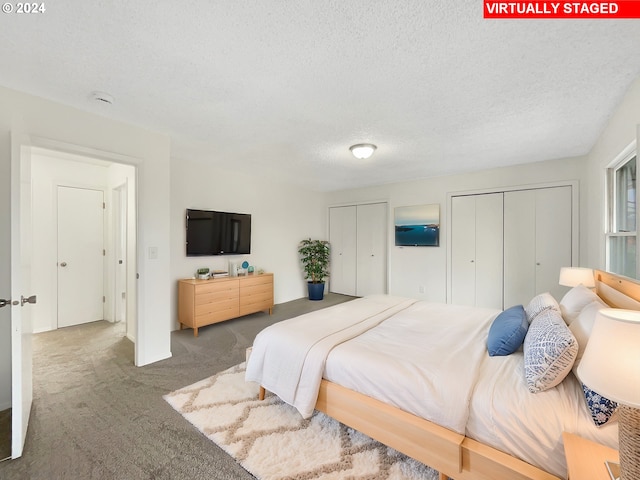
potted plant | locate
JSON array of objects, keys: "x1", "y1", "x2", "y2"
[{"x1": 298, "y1": 238, "x2": 330, "y2": 300}]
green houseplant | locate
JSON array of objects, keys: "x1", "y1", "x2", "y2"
[{"x1": 298, "y1": 238, "x2": 330, "y2": 300}]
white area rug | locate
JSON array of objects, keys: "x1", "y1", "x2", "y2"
[{"x1": 165, "y1": 363, "x2": 440, "y2": 480}]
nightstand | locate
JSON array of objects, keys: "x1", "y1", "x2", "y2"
[{"x1": 563, "y1": 432, "x2": 619, "y2": 480}]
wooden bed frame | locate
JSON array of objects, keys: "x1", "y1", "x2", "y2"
[{"x1": 258, "y1": 269, "x2": 639, "y2": 480}]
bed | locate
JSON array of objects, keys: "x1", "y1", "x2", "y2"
[{"x1": 245, "y1": 270, "x2": 637, "y2": 480}]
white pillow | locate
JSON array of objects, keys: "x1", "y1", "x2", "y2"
[
  {"x1": 568, "y1": 300, "x2": 606, "y2": 364},
  {"x1": 560, "y1": 284, "x2": 602, "y2": 325},
  {"x1": 524, "y1": 292, "x2": 560, "y2": 323},
  {"x1": 523, "y1": 309, "x2": 578, "y2": 393}
]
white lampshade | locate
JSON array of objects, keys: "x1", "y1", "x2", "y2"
[
  {"x1": 577, "y1": 308, "x2": 640, "y2": 408},
  {"x1": 558, "y1": 267, "x2": 595, "y2": 288},
  {"x1": 349, "y1": 143, "x2": 377, "y2": 160}
]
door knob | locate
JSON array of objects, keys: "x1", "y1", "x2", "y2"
[
  {"x1": 21, "y1": 295, "x2": 37, "y2": 306},
  {"x1": 60, "y1": 262, "x2": 67, "y2": 267}
]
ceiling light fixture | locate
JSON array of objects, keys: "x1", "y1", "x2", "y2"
[{"x1": 350, "y1": 143, "x2": 377, "y2": 160}]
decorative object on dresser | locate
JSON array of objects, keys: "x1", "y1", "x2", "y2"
[
  {"x1": 298, "y1": 238, "x2": 330, "y2": 301},
  {"x1": 196, "y1": 267, "x2": 210, "y2": 280},
  {"x1": 578, "y1": 308, "x2": 640, "y2": 480},
  {"x1": 178, "y1": 273, "x2": 273, "y2": 336}
]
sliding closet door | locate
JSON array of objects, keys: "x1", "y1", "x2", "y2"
[
  {"x1": 451, "y1": 196, "x2": 477, "y2": 306},
  {"x1": 504, "y1": 186, "x2": 572, "y2": 306},
  {"x1": 535, "y1": 186, "x2": 572, "y2": 301},
  {"x1": 329, "y1": 206, "x2": 357, "y2": 296},
  {"x1": 451, "y1": 193, "x2": 503, "y2": 308},
  {"x1": 356, "y1": 202, "x2": 387, "y2": 296}
]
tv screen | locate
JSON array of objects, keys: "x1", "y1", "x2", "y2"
[{"x1": 186, "y1": 209, "x2": 251, "y2": 256}]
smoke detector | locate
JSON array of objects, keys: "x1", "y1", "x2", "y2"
[{"x1": 90, "y1": 91, "x2": 114, "y2": 105}]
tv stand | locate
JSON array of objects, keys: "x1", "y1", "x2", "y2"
[{"x1": 178, "y1": 273, "x2": 274, "y2": 336}]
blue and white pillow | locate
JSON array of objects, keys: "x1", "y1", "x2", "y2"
[
  {"x1": 523, "y1": 309, "x2": 578, "y2": 393},
  {"x1": 581, "y1": 383, "x2": 619, "y2": 427},
  {"x1": 524, "y1": 292, "x2": 560, "y2": 324}
]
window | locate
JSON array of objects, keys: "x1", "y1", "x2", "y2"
[{"x1": 606, "y1": 149, "x2": 637, "y2": 278}]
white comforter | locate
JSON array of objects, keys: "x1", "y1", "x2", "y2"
[
  {"x1": 245, "y1": 295, "x2": 417, "y2": 418},
  {"x1": 324, "y1": 301, "x2": 500, "y2": 433},
  {"x1": 246, "y1": 295, "x2": 619, "y2": 479}
]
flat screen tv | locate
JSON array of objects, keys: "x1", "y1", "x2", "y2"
[{"x1": 186, "y1": 209, "x2": 251, "y2": 256}]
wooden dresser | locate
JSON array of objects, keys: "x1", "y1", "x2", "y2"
[{"x1": 178, "y1": 273, "x2": 273, "y2": 336}]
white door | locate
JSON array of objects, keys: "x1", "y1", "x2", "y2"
[
  {"x1": 329, "y1": 206, "x2": 357, "y2": 295},
  {"x1": 57, "y1": 186, "x2": 105, "y2": 328},
  {"x1": 504, "y1": 190, "x2": 537, "y2": 306},
  {"x1": 504, "y1": 186, "x2": 572, "y2": 306},
  {"x1": 535, "y1": 186, "x2": 572, "y2": 301},
  {"x1": 9, "y1": 142, "x2": 35, "y2": 458},
  {"x1": 356, "y1": 203, "x2": 387, "y2": 296},
  {"x1": 451, "y1": 193, "x2": 504, "y2": 308},
  {"x1": 475, "y1": 193, "x2": 504, "y2": 308},
  {"x1": 451, "y1": 195, "x2": 477, "y2": 306}
]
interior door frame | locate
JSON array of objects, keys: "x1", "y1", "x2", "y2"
[
  {"x1": 23, "y1": 138, "x2": 140, "y2": 337},
  {"x1": 113, "y1": 182, "x2": 128, "y2": 329}
]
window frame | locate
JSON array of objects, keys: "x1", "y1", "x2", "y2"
[{"x1": 605, "y1": 142, "x2": 638, "y2": 278}]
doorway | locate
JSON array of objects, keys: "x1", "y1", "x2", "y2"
[{"x1": 29, "y1": 149, "x2": 137, "y2": 334}]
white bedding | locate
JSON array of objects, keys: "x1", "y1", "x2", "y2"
[
  {"x1": 324, "y1": 301, "x2": 500, "y2": 433},
  {"x1": 247, "y1": 294, "x2": 619, "y2": 480},
  {"x1": 466, "y1": 352, "x2": 619, "y2": 479},
  {"x1": 245, "y1": 294, "x2": 417, "y2": 418}
]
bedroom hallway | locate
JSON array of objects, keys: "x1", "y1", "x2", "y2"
[{"x1": 0, "y1": 293, "x2": 354, "y2": 480}]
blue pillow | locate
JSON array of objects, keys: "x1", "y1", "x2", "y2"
[{"x1": 487, "y1": 305, "x2": 528, "y2": 356}]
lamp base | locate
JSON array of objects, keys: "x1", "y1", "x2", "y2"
[{"x1": 619, "y1": 405, "x2": 640, "y2": 480}]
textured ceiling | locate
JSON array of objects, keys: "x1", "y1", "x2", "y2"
[{"x1": 1, "y1": 1, "x2": 639, "y2": 191}]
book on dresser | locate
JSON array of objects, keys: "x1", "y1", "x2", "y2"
[{"x1": 178, "y1": 273, "x2": 274, "y2": 337}]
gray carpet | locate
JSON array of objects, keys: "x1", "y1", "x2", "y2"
[{"x1": 0, "y1": 293, "x2": 354, "y2": 480}]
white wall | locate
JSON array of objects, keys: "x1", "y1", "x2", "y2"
[
  {"x1": 326, "y1": 157, "x2": 588, "y2": 302},
  {"x1": 169, "y1": 157, "x2": 326, "y2": 328},
  {"x1": 0, "y1": 85, "x2": 171, "y2": 368},
  {"x1": 586, "y1": 77, "x2": 640, "y2": 270}
]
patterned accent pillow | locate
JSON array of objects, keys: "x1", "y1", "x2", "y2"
[
  {"x1": 523, "y1": 309, "x2": 578, "y2": 393},
  {"x1": 581, "y1": 383, "x2": 619, "y2": 427},
  {"x1": 524, "y1": 292, "x2": 560, "y2": 324}
]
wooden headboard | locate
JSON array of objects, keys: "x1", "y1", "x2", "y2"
[{"x1": 594, "y1": 269, "x2": 640, "y2": 309}]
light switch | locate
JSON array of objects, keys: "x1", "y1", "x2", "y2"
[{"x1": 148, "y1": 246, "x2": 158, "y2": 260}]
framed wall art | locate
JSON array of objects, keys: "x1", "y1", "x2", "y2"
[{"x1": 394, "y1": 204, "x2": 440, "y2": 247}]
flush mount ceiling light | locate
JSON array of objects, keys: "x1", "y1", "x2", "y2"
[
  {"x1": 90, "y1": 91, "x2": 114, "y2": 105},
  {"x1": 349, "y1": 143, "x2": 377, "y2": 160}
]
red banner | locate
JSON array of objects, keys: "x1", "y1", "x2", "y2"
[{"x1": 484, "y1": 1, "x2": 640, "y2": 18}]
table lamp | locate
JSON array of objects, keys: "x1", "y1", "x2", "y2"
[
  {"x1": 578, "y1": 308, "x2": 640, "y2": 480},
  {"x1": 559, "y1": 267, "x2": 596, "y2": 288}
]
